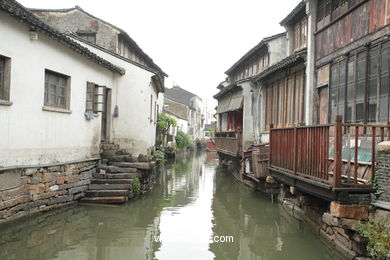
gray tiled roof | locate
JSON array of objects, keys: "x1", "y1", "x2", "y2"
[
  {"x1": 0, "y1": 0, "x2": 124, "y2": 75},
  {"x1": 30, "y1": 5, "x2": 167, "y2": 77},
  {"x1": 165, "y1": 86, "x2": 198, "y2": 107},
  {"x1": 280, "y1": 1, "x2": 306, "y2": 26}
]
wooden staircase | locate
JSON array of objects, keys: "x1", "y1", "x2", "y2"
[{"x1": 80, "y1": 143, "x2": 151, "y2": 204}]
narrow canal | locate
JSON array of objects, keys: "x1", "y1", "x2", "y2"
[{"x1": 0, "y1": 152, "x2": 344, "y2": 260}]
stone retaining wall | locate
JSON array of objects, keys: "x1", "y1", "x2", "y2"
[
  {"x1": 0, "y1": 160, "x2": 97, "y2": 225},
  {"x1": 376, "y1": 141, "x2": 390, "y2": 203}
]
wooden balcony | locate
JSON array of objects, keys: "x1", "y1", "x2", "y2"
[
  {"x1": 215, "y1": 131, "x2": 242, "y2": 157},
  {"x1": 269, "y1": 116, "x2": 390, "y2": 201}
]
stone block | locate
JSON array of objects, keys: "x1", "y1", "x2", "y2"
[
  {"x1": 73, "y1": 193, "x2": 85, "y2": 200},
  {"x1": 319, "y1": 229, "x2": 334, "y2": 245},
  {"x1": 334, "y1": 238, "x2": 357, "y2": 260},
  {"x1": 340, "y1": 218, "x2": 362, "y2": 231},
  {"x1": 64, "y1": 175, "x2": 79, "y2": 184},
  {"x1": 351, "y1": 240, "x2": 369, "y2": 256},
  {"x1": 330, "y1": 202, "x2": 368, "y2": 220},
  {"x1": 28, "y1": 184, "x2": 46, "y2": 195},
  {"x1": 68, "y1": 186, "x2": 87, "y2": 195},
  {"x1": 0, "y1": 195, "x2": 30, "y2": 210},
  {"x1": 49, "y1": 195, "x2": 73, "y2": 205},
  {"x1": 322, "y1": 212, "x2": 340, "y2": 226},
  {"x1": 32, "y1": 190, "x2": 65, "y2": 201},
  {"x1": 56, "y1": 176, "x2": 65, "y2": 185},
  {"x1": 0, "y1": 186, "x2": 28, "y2": 201},
  {"x1": 377, "y1": 141, "x2": 390, "y2": 152},
  {"x1": 371, "y1": 209, "x2": 390, "y2": 225},
  {"x1": 49, "y1": 185, "x2": 59, "y2": 191},
  {"x1": 24, "y1": 168, "x2": 37, "y2": 176},
  {"x1": 334, "y1": 230, "x2": 352, "y2": 249}
]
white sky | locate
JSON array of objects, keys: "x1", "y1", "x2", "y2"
[{"x1": 19, "y1": 0, "x2": 301, "y2": 115}]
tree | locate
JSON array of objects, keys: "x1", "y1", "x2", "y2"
[{"x1": 156, "y1": 112, "x2": 177, "y2": 146}]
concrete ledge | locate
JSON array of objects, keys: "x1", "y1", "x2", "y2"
[{"x1": 378, "y1": 141, "x2": 390, "y2": 152}]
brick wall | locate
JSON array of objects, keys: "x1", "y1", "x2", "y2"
[{"x1": 376, "y1": 142, "x2": 390, "y2": 203}]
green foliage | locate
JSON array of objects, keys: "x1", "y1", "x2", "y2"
[
  {"x1": 157, "y1": 112, "x2": 177, "y2": 132},
  {"x1": 153, "y1": 150, "x2": 166, "y2": 164},
  {"x1": 175, "y1": 131, "x2": 194, "y2": 151},
  {"x1": 132, "y1": 177, "x2": 141, "y2": 196},
  {"x1": 357, "y1": 218, "x2": 390, "y2": 260}
]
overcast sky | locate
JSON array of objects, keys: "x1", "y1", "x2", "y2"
[{"x1": 19, "y1": 0, "x2": 301, "y2": 115}]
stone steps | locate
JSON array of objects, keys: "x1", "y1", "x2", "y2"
[
  {"x1": 91, "y1": 179, "x2": 133, "y2": 184},
  {"x1": 109, "y1": 162, "x2": 151, "y2": 170},
  {"x1": 99, "y1": 165, "x2": 138, "y2": 173},
  {"x1": 85, "y1": 189, "x2": 129, "y2": 197},
  {"x1": 93, "y1": 173, "x2": 139, "y2": 179},
  {"x1": 80, "y1": 196, "x2": 127, "y2": 204},
  {"x1": 88, "y1": 183, "x2": 132, "y2": 190}
]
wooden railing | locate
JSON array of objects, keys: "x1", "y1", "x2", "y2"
[
  {"x1": 215, "y1": 131, "x2": 242, "y2": 157},
  {"x1": 270, "y1": 116, "x2": 390, "y2": 188}
]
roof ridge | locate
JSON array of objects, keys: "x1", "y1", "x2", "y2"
[{"x1": 225, "y1": 32, "x2": 286, "y2": 75}]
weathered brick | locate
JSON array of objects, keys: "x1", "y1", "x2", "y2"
[{"x1": 28, "y1": 184, "x2": 46, "y2": 195}]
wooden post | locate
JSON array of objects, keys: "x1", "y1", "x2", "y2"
[
  {"x1": 387, "y1": 122, "x2": 390, "y2": 141},
  {"x1": 334, "y1": 115, "x2": 343, "y2": 188},
  {"x1": 269, "y1": 123, "x2": 274, "y2": 167},
  {"x1": 293, "y1": 127, "x2": 298, "y2": 175},
  {"x1": 371, "y1": 126, "x2": 376, "y2": 182},
  {"x1": 354, "y1": 126, "x2": 359, "y2": 184}
]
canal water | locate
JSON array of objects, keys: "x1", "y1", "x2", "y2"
[{"x1": 0, "y1": 152, "x2": 344, "y2": 260}]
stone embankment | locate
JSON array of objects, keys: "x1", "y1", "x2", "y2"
[{"x1": 0, "y1": 143, "x2": 156, "y2": 225}]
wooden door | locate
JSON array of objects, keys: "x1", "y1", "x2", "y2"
[{"x1": 318, "y1": 86, "x2": 329, "y2": 124}]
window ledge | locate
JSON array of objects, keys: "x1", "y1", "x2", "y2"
[
  {"x1": 42, "y1": 106, "x2": 72, "y2": 114},
  {"x1": 0, "y1": 100, "x2": 13, "y2": 106}
]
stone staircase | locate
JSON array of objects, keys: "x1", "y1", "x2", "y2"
[{"x1": 80, "y1": 143, "x2": 152, "y2": 204}]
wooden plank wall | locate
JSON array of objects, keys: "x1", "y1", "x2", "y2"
[{"x1": 316, "y1": 0, "x2": 389, "y2": 60}]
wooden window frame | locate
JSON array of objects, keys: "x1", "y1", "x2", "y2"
[
  {"x1": 44, "y1": 70, "x2": 70, "y2": 110},
  {"x1": 328, "y1": 40, "x2": 390, "y2": 123},
  {"x1": 0, "y1": 55, "x2": 11, "y2": 103},
  {"x1": 293, "y1": 18, "x2": 308, "y2": 52}
]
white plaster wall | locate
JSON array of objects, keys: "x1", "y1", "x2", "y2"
[
  {"x1": 74, "y1": 39, "x2": 161, "y2": 156},
  {"x1": 0, "y1": 13, "x2": 114, "y2": 166},
  {"x1": 221, "y1": 113, "x2": 228, "y2": 132},
  {"x1": 268, "y1": 36, "x2": 288, "y2": 66},
  {"x1": 305, "y1": 0, "x2": 317, "y2": 125},
  {"x1": 238, "y1": 81, "x2": 255, "y2": 149}
]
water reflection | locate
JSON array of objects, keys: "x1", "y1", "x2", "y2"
[{"x1": 0, "y1": 151, "x2": 342, "y2": 260}]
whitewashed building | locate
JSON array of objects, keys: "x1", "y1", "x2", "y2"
[
  {"x1": 0, "y1": 0, "x2": 124, "y2": 167},
  {"x1": 164, "y1": 86, "x2": 204, "y2": 141},
  {"x1": 31, "y1": 5, "x2": 167, "y2": 156}
]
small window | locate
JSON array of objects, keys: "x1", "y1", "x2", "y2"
[
  {"x1": 0, "y1": 55, "x2": 11, "y2": 101},
  {"x1": 44, "y1": 70, "x2": 70, "y2": 109},
  {"x1": 78, "y1": 32, "x2": 96, "y2": 44},
  {"x1": 86, "y1": 82, "x2": 106, "y2": 113}
]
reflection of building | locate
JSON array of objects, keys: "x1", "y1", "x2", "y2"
[
  {"x1": 210, "y1": 167, "x2": 337, "y2": 260},
  {"x1": 164, "y1": 86, "x2": 205, "y2": 141}
]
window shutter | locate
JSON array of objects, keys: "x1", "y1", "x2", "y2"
[
  {"x1": 94, "y1": 85, "x2": 106, "y2": 112},
  {"x1": 86, "y1": 82, "x2": 94, "y2": 112}
]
